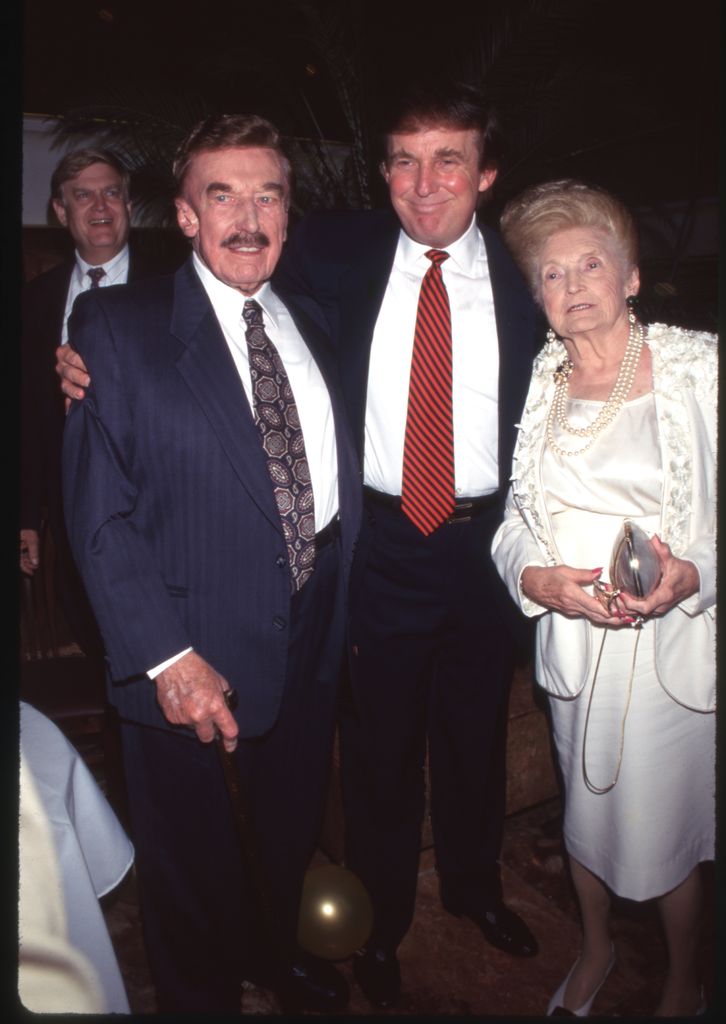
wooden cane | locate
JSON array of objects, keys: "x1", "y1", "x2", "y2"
[{"x1": 215, "y1": 688, "x2": 293, "y2": 969}]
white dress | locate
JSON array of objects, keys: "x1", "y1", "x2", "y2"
[{"x1": 541, "y1": 394, "x2": 715, "y2": 901}]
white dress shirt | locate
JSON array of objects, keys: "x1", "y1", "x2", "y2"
[
  {"x1": 364, "y1": 216, "x2": 500, "y2": 497},
  {"x1": 61, "y1": 245, "x2": 130, "y2": 344},
  {"x1": 148, "y1": 254, "x2": 340, "y2": 679}
]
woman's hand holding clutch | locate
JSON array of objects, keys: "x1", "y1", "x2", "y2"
[
  {"x1": 520, "y1": 564, "x2": 624, "y2": 625},
  {"x1": 616, "y1": 535, "x2": 699, "y2": 618}
]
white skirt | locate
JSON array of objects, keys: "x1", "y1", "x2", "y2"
[{"x1": 548, "y1": 620, "x2": 715, "y2": 901}]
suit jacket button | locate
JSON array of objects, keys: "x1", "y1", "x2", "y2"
[
  {"x1": 272, "y1": 616, "x2": 287, "y2": 631},
  {"x1": 352, "y1": 645, "x2": 359, "y2": 656},
  {"x1": 275, "y1": 555, "x2": 286, "y2": 568}
]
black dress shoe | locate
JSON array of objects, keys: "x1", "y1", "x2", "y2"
[
  {"x1": 444, "y1": 901, "x2": 539, "y2": 957},
  {"x1": 274, "y1": 952, "x2": 350, "y2": 1013},
  {"x1": 352, "y1": 947, "x2": 401, "y2": 1008}
]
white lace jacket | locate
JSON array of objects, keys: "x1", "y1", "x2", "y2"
[{"x1": 491, "y1": 324, "x2": 717, "y2": 711}]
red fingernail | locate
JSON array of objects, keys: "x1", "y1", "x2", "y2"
[{"x1": 591, "y1": 567, "x2": 603, "y2": 575}]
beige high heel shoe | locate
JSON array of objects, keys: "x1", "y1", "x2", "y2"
[{"x1": 546, "y1": 945, "x2": 616, "y2": 1016}]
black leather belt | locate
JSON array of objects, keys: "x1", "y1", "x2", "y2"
[
  {"x1": 363, "y1": 487, "x2": 500, "y2": 525},
  {"x1": 315, "y1": 515, "x2": 341, "y2": 550}
]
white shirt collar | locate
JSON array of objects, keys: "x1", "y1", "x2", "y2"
[
  {"x1": 397, "y1": 214, "x2": 481, "y2": 276},
  {"x1": 192, "y1": 251, "x2": 279, "y2": 333},
  {"x1": 75, "y1": 243, "x2": 129, "y2": 277}
]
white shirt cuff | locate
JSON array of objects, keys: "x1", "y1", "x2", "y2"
[{"x1": 147, "y1": 648, "x2": 193, "y2": 679}]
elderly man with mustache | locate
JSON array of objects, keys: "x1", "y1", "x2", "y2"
[
  {"x1": 60, "y1": 114, "x2": 361, "y2": 1014},
  {"x1": 20, "y1": 147, "x2": 176, "y2": 660}
]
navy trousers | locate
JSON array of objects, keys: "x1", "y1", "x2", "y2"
[
  {"x1": 119, "y1": 539, "x2": 343, "y2": 1012},
  {"x1": 340, "y1": 496, "x2": 516, "y2": 952}
]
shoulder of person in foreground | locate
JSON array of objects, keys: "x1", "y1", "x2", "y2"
[
  {"x1": 68, "y1": 271, "x2": 177, "y2": 356},
  {"x1": 56, "y1": 270, "x2": 181, "y2": 402}
]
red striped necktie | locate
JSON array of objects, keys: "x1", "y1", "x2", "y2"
[{"x1": 401, "y1": 249, "x2": 456, "y2": 535}]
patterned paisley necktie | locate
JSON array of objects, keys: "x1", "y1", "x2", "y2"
[{"x1": 243, "y1": 300, "x2": 316, "y2": 591}]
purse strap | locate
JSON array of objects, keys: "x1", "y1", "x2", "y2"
[{"x1": 581, "y1": 627, "x2": 641, "y2": 794}]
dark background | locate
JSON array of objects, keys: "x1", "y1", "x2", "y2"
[
  {"x1": 22, "y1": 0, "x2": 719, "y2": 204},
  {"x1": 18, "y1": 0, "x2": 721, "y2": 330}
]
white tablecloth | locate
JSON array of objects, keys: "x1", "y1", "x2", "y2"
[{"x1": 20, "y1": 701, "x2": 134, "y2": 1013}]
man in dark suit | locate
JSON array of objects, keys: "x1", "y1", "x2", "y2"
[
  {"x1": 62, "y1": 115, "x2": 360, "y2": 1013},
  {"x1": 277, "y1": 81, "x2": 540, "y2": 1007},
  {"x1": 20, "y1": 147, "x2": 175, "y2": 658}
]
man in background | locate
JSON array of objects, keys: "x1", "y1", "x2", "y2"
[{"x1": 20, "y1": 148, "x2": 174, "y2": 658}]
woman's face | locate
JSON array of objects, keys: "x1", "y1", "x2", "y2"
[{"x1": 538, "y1": 226, "x2": 639, "y2": 341}]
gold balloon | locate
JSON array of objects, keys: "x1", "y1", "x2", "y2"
[{"x1": 297, "y1": 864, "x2": 373, "y2": 961}]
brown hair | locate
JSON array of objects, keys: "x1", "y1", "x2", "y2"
[
  {"x1": 50, "y1": 147, "x2": 131, "y2": 203},
  {"x1": 379, "y1": 80, "x2": 501, "y2": 172},
  {"x1": 173, "y1": 114, "x2": 292, "y2": 197},
  {"x1": 500, "y1": 179, "x2": 638, "y2": 300}
]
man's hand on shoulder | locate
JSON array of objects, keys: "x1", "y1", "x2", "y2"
[
  {"x1": 56, "y1": 344, "x2": 90, "y2": 406},
  {"x1": 154, "y1": 651, "x2": 239, "y2": 752}
]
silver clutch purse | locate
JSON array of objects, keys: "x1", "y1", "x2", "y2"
[
  {"x1": 584, "y1": 520, "x2": 662, "y2": 793},
  {"x1": 610, "y1": 520, "x2": 660, "y2": 598}
]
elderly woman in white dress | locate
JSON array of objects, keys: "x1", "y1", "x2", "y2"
[{"x1": 492, "y1": 180, "x2": 715, "y2": 1017}]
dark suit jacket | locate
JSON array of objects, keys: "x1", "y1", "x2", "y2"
[
  {"x1": 62, "y1": 258, "x2": 361, "y2": 738},
  {"x1": 277, "y1": 208, "x2": 539, "y2": 495},
  {"x1": 21, "y1": 241, "x2": 178, "y2": 533}
]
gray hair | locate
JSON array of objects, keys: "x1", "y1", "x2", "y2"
[
  {"x1": 173, "y1": 113, "x2": 292, "y2": 201},
  {"x1": 500, "y1": 179, "x2": 638, "y2": 300}
]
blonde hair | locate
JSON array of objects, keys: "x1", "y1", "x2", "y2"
[
  {"x1": 500, "y1": 179, "x2": 638, "y2": 301},
  {"x1": 51, "y1": 147, "x2": 130, "y2": 203}
]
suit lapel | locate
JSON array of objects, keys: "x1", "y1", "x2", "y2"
[
  {"x1": 273, "y1": 281, "x2": 363, "y2": 568},
  {"x1": 127, "y1": 247, "x2": 138, "y2": 284},
  {"x1": 171, "y1": 260, "x2": 282, "y2": 532},
  {"x1": 337, "y1": 214, "x2": 400, "y2": 458},
  {"x1": 47, "y1": 262, "x2": 74, "y2": 344},
  {"x1": 481, "y1": 222, "x2": 538, "y2": 492}
]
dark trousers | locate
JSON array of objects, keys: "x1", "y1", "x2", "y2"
[
  {"x1": 120, "y1": 540, "x2": 343, "y2": 1012},
  {"x1": 340, "y1": 498, "x2": 515, "y2": 952}
]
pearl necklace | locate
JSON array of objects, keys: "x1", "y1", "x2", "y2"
[{"x1": 546, "y1": 313, "x2": 644, "y2": 458}]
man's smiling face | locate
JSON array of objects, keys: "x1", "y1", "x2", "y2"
[
  {"x1": 382, "y1": 125, "x2": 497, "y2": 248},
  {"x1": 175, "y1": 146, "x2": 290, "y2": 295},
  {"x1": 52, "y1": 162, "x2": 131, "y2": 264}
]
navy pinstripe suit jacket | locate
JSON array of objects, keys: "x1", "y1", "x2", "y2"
[{"x1": 62, "y1": 256, "x2": 361, "y2": 738}]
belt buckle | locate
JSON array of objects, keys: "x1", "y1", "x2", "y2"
[{"x1": 446, "y1": 501, "x2": 472, "y2": 525}]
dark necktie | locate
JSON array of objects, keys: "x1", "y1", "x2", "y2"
[
  {"x1": 401, "y1": 249, "x2": 456, "y2": 535},
  {"x1": 242, "y1": 300, "x2": 316, "y2": 592},
  {"x1": 87, "y1": 267, "x2": 106, "y2": 288}
]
